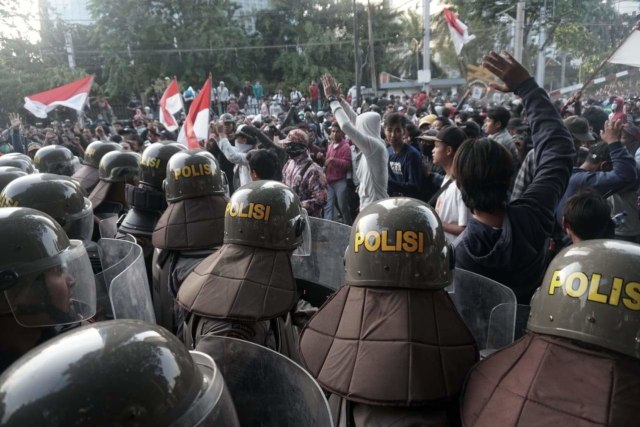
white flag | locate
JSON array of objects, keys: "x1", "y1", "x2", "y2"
[{"x1": 608, "y1": 26, "x2": 640, "y2": 68}]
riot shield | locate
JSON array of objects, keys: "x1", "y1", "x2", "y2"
[
  {"x1": 291, "y1": 218, "x2": 350, "y2": 307},
  {"x1": 196, "y1": 335, "x2": 333, "y2": 427},
  {"x1": 94, "y1": 238, "x2": 156, "y2": 322},
  {"x1": 447, "y1": 268, "x2": 516, "y2": 357},
  {"x1": 97, "y1": 213, "x2": 119, "y2": 239}
]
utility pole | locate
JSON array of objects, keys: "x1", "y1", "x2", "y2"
[
  {"x1": 420, "y1": 0, "x2": 431, "y2": 90},
  {"x1": 560, "y1": 52, "x2": 567, "y2": 88},
  {"x1": 535, "y1": 1, "x2": 547, "y2": 88},
  {"x1": 514, "y1": 1, "x2": 525, "y2": 63},
  {"x1": 367, "y1": 1, "x2": 378, "y2": 94},
  {"x1": 353, "y1": 0, "x2": 361, "y2": 107}
]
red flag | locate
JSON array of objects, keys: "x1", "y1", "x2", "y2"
[
  {"x1": 178, "y1": 77, "x2": 211, "y2": 149},
  {"x1": 443, "y1": 8, "x2": 475, "y2": 55},
  {"x1": 24, "y1": 76, "x2": 94, "y2": 118},
  {"x1": 159, "y1": 78, "x2": 183, "y2": 132}
]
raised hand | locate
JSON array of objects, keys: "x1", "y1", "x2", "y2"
[
  {"x1": 322, "y1": 74, "x2": 342, "y2": 99},
  {"x1": 9, "y1": 113, "x2": 21, "y2": 129},
  {"x1": 482, "y1": 51, "x2": 532, "y2": 93},
  {"x1": 601, "y1": 119, "x2": 624, "y2": 145}
]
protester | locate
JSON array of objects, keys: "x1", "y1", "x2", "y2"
[
  {"x1": 323, "y1": 121, "x2": 352, "y2": 224},
  {"x1": 453, "y1": 51, "x2": 575, "y2": 304},
  {"x1": 385, "y1": 113, "x2": 422, "y2": 198}
]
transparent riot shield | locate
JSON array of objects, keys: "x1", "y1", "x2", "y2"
[
  {"x1": 291, "y1": 218, "x2": 351, "y2": 307},
  {"x1": 94, "y1": 238, "x2": 156, "y2": 322},
  {"x1": 97, "y1": 213, "x2": 119, "y2": 239},
  {"x1": 196, "y1": 335, "x2": 334, "y2": 427},
  {"x1": 447, "y1": 268, "x2": 516, "y2": 358}
]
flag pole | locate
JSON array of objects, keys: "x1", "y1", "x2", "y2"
[{"x1": 562, "y1": 22, "x2": 639, "y2": 113}]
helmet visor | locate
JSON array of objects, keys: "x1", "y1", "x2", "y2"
[
  {"x1": 64, "y1": 199, "x2": 94, "y2": 242},
  {"x1": 221, "y1": 171, "x2": 230, "y2": 198},
  {"x1": 4, "y1": 241, "x2": 97, "y2": 327},
  {"x1": 170, "y1": 351, "x2": 240, "y2": 427},
  {"x1": 292, "y1": 208, "x2": 312, "y2": 257}
]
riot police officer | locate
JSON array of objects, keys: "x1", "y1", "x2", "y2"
[
  {"x1": 0, "y1": 319, "x2": 240, "y2": 426},
  {"x1": 0, "y1": 208, "x2": 96, "y2": 372},
  {"x1": 152, "y1": 150, "x2": 229, "y2": 334},
  {"x1": 89, "y1": 150, "x2": 141, "y2": 238},
  {"x1": 0, "y1": 173, "x2": 93, "y2": 242},
  {"x1": 33, "y1": 144, "x2": 76, "y2": 176},
  {"x1": 177, "y1": 180, "x2": 310, "y2": 353},
  {"x1": 299, "y1": 197, "x2": 478, "y2": 425},
  {"x1": 0, "y1": 166, "x2": 28, "y2": 192},
  {"x1": 72, "y1": 141, "x2": 122, "y2": 193},
  {"x1": 461, "y1": 239, "x2": 640, "y2": 427},
  {"x1": 119, "y1": 142, "x2": 185, "y2": 256}
]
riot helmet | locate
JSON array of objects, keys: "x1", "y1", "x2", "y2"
[
  {"x1": 345, "y1": 197, "x2": 453, "y2": 289},
  {"x1": 0, "y1": 319, "x2": 240, "y2": 426},
  {"x1": 98, "y1": 151, "x2": 141, "y2": 183},
  {"x1": 164, "y1": 150, "x2": 227, "y2": 202},
  {"x1": 0, "y1": 156, "x2": 34, "y2": 174},
  {"x1": 0, "y1": 208, "x2": 96, "y2": 327},
  {"x1": 224, "y1": 180, "x2": 310, "y2": 254},
  {"x1": 33, "y1": 145, "x2": 75, "y2": 176},
  {"x1": 139, "y1": 141, "x2": 185, "y2": 190},
  {"x1": 0, "y1": 166, "x2": 28, "y2": 192},
  {"x1": 528, "y1": 239, "x2": 640, "y2": 360},
  {"x1": 0, "y1": 174, "x2": 94, "y2": 242},
  {"x1": 82, "y1": 141, "x2": 123, "y2": 168},
  {"x1": 220, "y1": 113, "x2": 235, "y2": 124},
  {"x1": 2, "y1": 153, "x2": 32, "y2": 162}
]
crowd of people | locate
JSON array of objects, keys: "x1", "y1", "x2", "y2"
[{"x1": 0, "y1": 50, "x2": 639, "y2": 425}]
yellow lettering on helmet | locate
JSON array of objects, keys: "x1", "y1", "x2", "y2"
[
  {"x1": 354, "y1": 231, "x2": 365, "y2": 253},
  {"x1": 622, "y1": 282, "x2": 640, "y2": 311},
  {"x1": 402, "y1": 231, "x2": 418, "y2": 252},
  {"x1": 565, "y1": 272, "x2": 588, "y2": 298},
  {"x1": 85, "y1": 147, "x2": 96, "y2": 157},
  {"x1": 225, "y1": 201, "x2": 271, "y2": 221},
  {"x1": 203, "y1": 164, "x2": 212, "y2": 175},
  {"x1": 0, "y1": 195, "x2": 17, "y2": 207},
  {"x1": 173, "y1": 168, "x2": 182, "y2": 180},
  {"x1": 587, "y1": 273, "x2": 608, "y2": 304},
  {"x1": 352, "y1": 230, "x2": 425, "y2": 254},
  {"x1": 609, "y1": 277, "x2": 624, "y2": 306},
  {"x1": 548, "y1": 270, "x2": 563, "y2": 295},
  {"x1": 182, "y1": 166, "x2": 192, "y2": 178},
  {"x1": 364, "y1": 230, "x2": 380, "y2": 252}
]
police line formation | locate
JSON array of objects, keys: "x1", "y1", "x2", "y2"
[{"x1": 0, "y1": 51, "x2": 638, "y2": 426}]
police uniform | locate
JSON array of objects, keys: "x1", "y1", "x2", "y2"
[
  {"x1": 152, "y1": 150, "x2": 229, "y2": 335},
  {"x1": 0, "y1": 208, "x2": 96, "y2": 372},
  {"x1": 72, "y1": 141, "x2": 122, "y2": 193},
  {"x1": 461, "y1": 240, "x2": 640, "y2": 427},
  {"x1": 118, "y1": 142, "x2": 185, "y2": 270},
  {"x1": 299, "y1": 197, "x2": 479, "y2": 426},
  {"x1": 88, "y1": 150, "x2": 141, "y2": 239},
  {"x1": 177, "y1": 180, "x2": 310, "y2": 355}
]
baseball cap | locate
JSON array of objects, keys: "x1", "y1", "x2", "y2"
[
  {"x1": 564, "y1": 116, "x2": 595, "y2": 142},
  {"x1": 418, "y1": 114, "x2": 438, "y2": 128},
  {"x1": 587, "y1": 142, "x2": 611, "y2": 164},
  {"x1": 458, "y1": 121, "x2": 482, "y2": 139},
  {"x1": 419, "y1": 126, "x2": 467, "y2": 150}
]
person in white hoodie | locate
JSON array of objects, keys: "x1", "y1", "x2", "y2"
[{"x1": 321, "y1": 74, "x2": 389, "y2": 209}]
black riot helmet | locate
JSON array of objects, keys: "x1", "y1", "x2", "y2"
[
  {"x1": 139, "y1": 141, "x2": 185, "y2": 190},
  {"x1": 164, "y1": 150, "x2": 228, "y2": 202},
  {"x1": 0, "y1": 174, "x2": 94, "y2": 242},
  {"x1": 33, "y1": 145, "x2": 76, "y2": 176},
  {"x1": 0, "y1": 319, "x2": 240, "y2": 426},
  {"x1": 0, "y1": 207, "x2": 96, "y2": 327},
  {"x1": 0, "y1": 166, "x2": 28, "y2": 192}
]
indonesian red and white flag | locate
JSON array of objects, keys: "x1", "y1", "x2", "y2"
[
  {"x1": 24, "y1": 76, "x2": 94, "y2": 118},
  {"x1": 177, "y1": 77, "x2": 211, "y2": 149},
  {"x1": 159, "y1": 78, "x2": 183, "y2": 131},
  {"x1": 443, "y1": 8, "x2": 476, "y2": 55},
  {"x1": 608, "y1": 25, "x2": 640, "y2": 68}
]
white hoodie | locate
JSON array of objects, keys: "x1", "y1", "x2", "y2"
[{"x1": 331, "y1": 99, "x2": 388, "y2": 208}]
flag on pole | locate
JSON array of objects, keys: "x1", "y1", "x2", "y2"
[
  {"x1": 177, "y1": 77, "x2": 211, "y2": 149},
  {"x1": 443, "y1": 8, "x2": 476, "y2": 55},
  {"x1": 24, "y1": 76, "x2": 94, "y2": 118},
  {"x1": 608, "y1": 25, "x2": 640, "y2": 68},
  {"x1": 159, "y1": 78, "x2": 183, "y2": 132}
]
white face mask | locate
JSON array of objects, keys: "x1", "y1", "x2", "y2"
[
  {"x1": 236, "y1": 142, "x2": 253, "y2": 153},
  {"x1": 612, "y1": 103, "x2": 618, "y2": 112}
]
